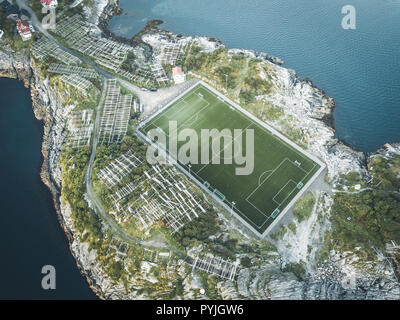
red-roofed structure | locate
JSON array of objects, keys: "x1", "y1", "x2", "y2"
[
  {"x1": 40, "y1": 0, "x2": 58, "y2": 8},
  {"x1": 172, "y1": 66, "x2": 185, "y2": 84},
  {"x1": 16, "y1": 19, "x2": 31, "y2": 41}
]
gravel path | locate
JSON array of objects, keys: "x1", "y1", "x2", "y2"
[{"x1": 118, "y1": 78, "x2": 199, "y2": 117}]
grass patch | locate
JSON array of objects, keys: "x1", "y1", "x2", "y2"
[{"x1": 293, "y1": 192, "x2": 316, "y2": 222}]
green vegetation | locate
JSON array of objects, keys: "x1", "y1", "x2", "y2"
[
  {"x1": 120, "y1": 51, "x2": 137, "y2": 73},
  {"x1": 368, "y1": 155, "x2": 400, "y2": 191},
  {"x1": 241, "y1": 256, "x2": 252, "y2": 267},
  {"x1": 328, "y1": 190, "x2": 400, "y2": 258},
  {"x1": 336, "y1": 171, "x2": 365, "y2": 190},
  {"x1": 282, "y1": 262, "x2": 306, "y2": 281},
  {"x1": 208, "y1": 236, "x2": 239, "y2": 260},
  {"x1": 49, "y1": 75, "x2": 100, "y2": 111},
  {"x1": 60, "y1": 147, "x2": 103, "y2": 250},
  {"x1": 173, "y1": 211, "x2": 221, "y2": 248},
  {"x1": 270, "y1": 225, "x2": 287, "y2": 241},
  {"x1": 293, "y1": 192, "x2": 316, "y2": 222},
  {"x1": 182, "y1": 46, "x2": 277, "y2": 117},
  {"x1": 288, "y1": 222, "x2": 297, "y2": 234},
  {"x1": 139, "y1": 83, "x2": 320, "y2": 234},
  {"x1": 0, "y1": 8, "x2": 33, "y2": 51},
  {"x1": 199, "y1": 272, "x2": 222, "y2": 300}
]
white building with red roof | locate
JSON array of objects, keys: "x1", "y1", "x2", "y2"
[
  {"x1": 40, "y1": 0, "x2": 58, "y2": 9},
  {"x1": 16, "y1": 19, "x2": 31, "y2": 41},
  {"x1": 172, "y1": 66, "x2": 185, "y2": 84}
]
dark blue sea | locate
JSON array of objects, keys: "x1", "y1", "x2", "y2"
[
  {"x1": 109, "y1": 0, "x2": 400, "y2": 152},
  {"x1": 0, "y1": 78, "x2": 96, "y2": 299}
]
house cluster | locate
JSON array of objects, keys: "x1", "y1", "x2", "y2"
[{"x1": 0, "y1": 0, "x2": 35, "y2": 41}]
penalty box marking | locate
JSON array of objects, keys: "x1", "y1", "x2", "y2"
[
  {"x1": 145, "y1": 93, "x2": 211, "y2": 137},
  {"x1": 272, "y1": 179, "x2": 297, "y2": 205},
  {"x1": 178, "y1": 96, "x2": 210, "y2": 129},
  {"x1": 245, "y1": 158, "x2": 314, "y2": 227},
  {"x1": 139, "y1": 82, "x2": 322, "y2": 233},
  {"x1": 147, "y1": 87, "x2": 208, "y2": 124}
]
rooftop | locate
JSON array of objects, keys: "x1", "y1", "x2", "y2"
[{"x1": 172, "y1": 66, "x2": 184, "y2": 76}]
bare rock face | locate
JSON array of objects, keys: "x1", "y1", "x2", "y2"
[
  {"x1": 233, "y1": 251, "x2": 400, "y2": 300},
  {"x1": 1, "y1": 0, "x2": 398, "y2": 300},
  {"x1": 83, "y1": 0, "x2": 111, "y2": 25},
  {"x1": 29, "y1": 64, "x2": 68, "y2": 190},
  {"x1": 0, "y1": 48, "x2": 31, "y2": 86}
]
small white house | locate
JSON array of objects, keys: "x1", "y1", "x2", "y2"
[{"x1": 172, "y1": 66, "x2": 185, "y2": 84}]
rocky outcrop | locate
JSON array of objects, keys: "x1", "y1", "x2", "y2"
[
  {"x1": 0, "y1": 47, "x2": 31, "y2": 86},
  {"x1": 237, "y1": 252, "x2": 400, "y2": 300},
  {"x1": 266, "y1": 63, "x2": 366, "y2": 181},
  {"x1": 1, "y1": 0, "x2": 398, "y2": 300},
  {"x1": 0, "y1": 43, "x2": 108, "y2": 299},
  {"x1": 141, "y1": 28, "x2": 399, "y2": 300},
  {"x1": 83, "y1": 0, "x2": 114, "y2": 25}
]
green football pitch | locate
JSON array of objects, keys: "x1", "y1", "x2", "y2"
[{"x1": 138, "y1": 82, "x2": 323, "y2": 235}]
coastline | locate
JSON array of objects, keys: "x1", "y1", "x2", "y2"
[
  {"x1": 0, "y1": 50, "x2": 106, "y2": 299},
  {"x1": 0, "y1": 0, "x2": 398, "y2": 299},
  {"x1": 0, "y1": 3, "x2": 366, "y2": 300}
]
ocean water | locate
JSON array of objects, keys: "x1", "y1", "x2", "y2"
[
  {"x1": 109, "y1": 0, "x2": 400, "y2": 152},
  {"x1": 0, "y1": 78, "x2": 96, "y2": 299}
]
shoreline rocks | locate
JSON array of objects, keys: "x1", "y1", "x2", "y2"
[{"x1": 0, "y1": 0, "x2": 399, "y2": 300}]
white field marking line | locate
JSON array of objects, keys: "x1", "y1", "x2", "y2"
[
  {"x1": 151, "y1": 92, "x2": 211, "y2": 133},
  {"x1": 171, "y1": 148, "x2": 270, "y2": 229},
  {"x1": 166, "y1": 96, "x2": 199, "y2": 121},
  {"x1": 301, "y1": 163, "x2": 317, "y2": 182},
  {"x1": 146, "y1": 99, "x2": 190, "y2": 130},
  {"x1": 272, "y1": 199, "x2": 280, "y2": 206},
  {"x1": 194, "y1": 123, "x2": 254, "y2": 175},
  {"x1": 246, "y1": 197, "x2": 275, "y2": 224},
  {"x1": 145, "y1": 97, "x2": 198, "y2": 137},
  {"x1": 233, "y1": 200, "x2": 271, "y2": 229},
  {"x1": 246, "y1": 158, "x2": 289, "y2": 201},
  {"x1": 254, "y1": 160, "x2": 316, "y2": 225},
  {"x1": 201, "y1": 86, "x2": 318, "y2": 170},
  {"x1": 201, "y1": 84, "x2": 322, "y2": 177},
  {"x1": 229, "y1": 200, "x2": 269, "y2": 229},
  {"x1": 220, "y1": 97, "x2": 317, "y2": 175},
  {"x1": 198, "y1": 80, "x2": 325, "y2": 169},
  {"x1": 138, "y1": 81, "x2": 325, "y2": 236},
  {"x1": 182, "y1": 113, "x2": 200, "y2": 127},
  {"x1": 160, "y1": 99, "x2": 190, "y2": 120},
  {"x1": 258, "y1": 170, "x2": 273, "y2": 185},
  {"x1": 137, "y1": 127, "x2": 268, "y2": 233},
  {"x1": 155, "y1": 114, "x2": 173, "y2": 128},
  {"x1": 258, "y1": 163, "x2": 318, "y2": 228},
  {"x1": 245, "y1": 199, "x2": 271, "y2": 221},
  {"x1": 145, "y1": 94, "x2": 191, "y2": 127},
  {"x1": 245, "y1": 159, "x2": 303, "y2": 222},
  {"x1": 147, "y1": 98, "x2": 212, "y2": 145},
  {"x1": 259, "y1": 183, "x2": 301, "y2": 228},
  {"x1": 177, "y1": 97, "x2": 210, "y2": 130},
  {"x1": 272, "y1": 179, "x2": 297, "y2": 204},
  {"x1": 288, "y1": 158, "x2": 309, "y2": 174}
]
